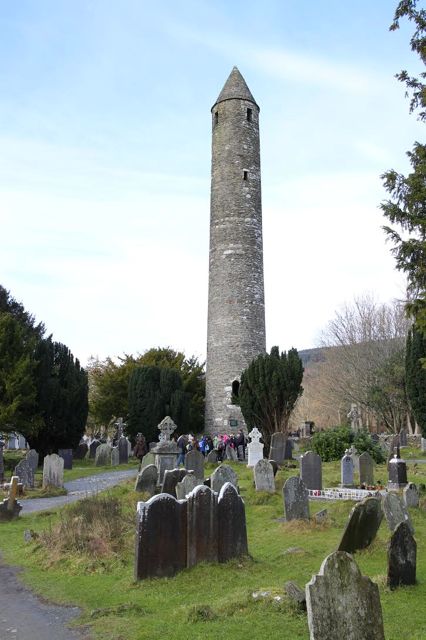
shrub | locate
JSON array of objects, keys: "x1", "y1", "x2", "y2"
[{"x1": 311, "y1": 427, "x2": 385, "y2": 463}]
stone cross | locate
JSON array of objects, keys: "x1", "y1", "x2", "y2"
[
  {"x1": 7, "y1": 476, "x2": 20, "y2": 511},
  {"x1": 115, "y1": 417, "x2": 125, "y2": 438},
  {"x1": 347, "y1": 403, "x2": 361, "y2": 431},
  {"x1": 158, "y1": 416, "x2": 177, "y2": 442},
  {"x1": 247, "y1": 427, "x2": 264, "y2": 467}
]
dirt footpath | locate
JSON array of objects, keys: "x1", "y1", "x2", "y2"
[{"x1": 0, "y1": 561, "x2": 90, "y2": 640}]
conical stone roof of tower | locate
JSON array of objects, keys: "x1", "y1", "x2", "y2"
[{"x1": 212, "y1": 66, "x2": 258, "y2": 110}]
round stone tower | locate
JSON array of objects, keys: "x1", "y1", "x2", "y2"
[{"x1": 205, "y1": 67, "x2": 266, "y2": 435}]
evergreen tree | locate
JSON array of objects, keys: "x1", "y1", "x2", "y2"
[
  {"x1": 127, "y1": 365, "x2": 190, "y2": 442},
  {"x1": 0, "y1": 314, "x2": 40, "y2": 437},
  {"x1": 406, "y1": 324, "x2": 426, "y2": 435},
  {"x1": 28, "y1": 338, "x2": 89, "y2": 456},
  {"x1": 381, "y1": 1, "x2": 426, "y2": 331},
  {"x1": 237, "y1": 346, "x2": 304, "y2": 441}
]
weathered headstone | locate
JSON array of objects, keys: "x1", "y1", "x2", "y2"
[
  {"x1": 134, "y1": 494, "x2": 187, "y2": 579},
  {"x1": 268, "y1": 460, "x2": 278, "y2": 476},
  {"x1": 14, "y1": 459, "x2": 34, "y2": 489},
  {"x1": 338, "y1": 496, "x2": 383, "y2": 553},
  {"x1": 247, "y1": 427, "x2": 264, "y2": 467},
  {"x1": 118, "y1": 436, "x2": 129, "y2": 464},
  {"x1": 42, "y1": 454, "x2": 64, "y2": 488},
  {"x1": 73, "y1": 442, "x2": 88, "y2": 460},
  {"x1": 153, "y1": 429, "x2": 180, "y2": 484},
  {"x1": 283, "y1": 476, "x2": 309, "y2": 521},
  {"x1": 89, "y1": 439, "x2": 100, "y2": 459},
  {"x1": 111, "y1": 447, "x2": 119, "y2": 466},
  {"x1": 359, "y1": 451, "x2": 374, "y2": 486},
  {"x1": 162, "y1": 468, "x2": 187, "y2": 497},
  {"x1": 206, "y1": 450, "x2": 218, "y2": 464},
  {"x1": 26, "y1": 449, "x2": 39, "y2": 474},
  {"x1": 140, "y1": 452, "x2": 155, "y2": 468},
  {"x1": 176, "y1": 473, "x2": 199, "y2": 500},
  {"x1": 225, "y1": 444, "x2": 238, "y2": 461},
  {"x1": 218, "y1": 482, "x2": 248, "y2": 562},
  {"x1": 341, "y1": 450, "x2": 354, "y2": 487},
  {"x1": 253, "y1": 459, "x2": 275, "y2": 492},
  {"x1": 403, "y1": 482, "x2": 419, "y2": 508},
  {"x1": 300, "y1": 451, "x2": 322, "y2": 491},
  {"x1": 58, "y1": 448, "x2": 73, "y2": 470},
  {"x1": 269, "y1": 432, "x2": 286, "y2": 465},
  {"x1": 134, "y1": 464, "x2": 158, "y2": 496},
  {"x1": 383, "y1": 492, "x2": 414, "y2": 534},
  {"x1": 421, "y1": 437, "x2": 426, "y2": 453},
  {"x1": 399, "y1": 428, "x2": 408, "y2": 447},
  {"x1": 95, "y1": 443, "x2": 112, "y2": 467},
  {"x1": 285, "y1": 438, "x2": 294, "y2": 460},
  {"x1": 387, "y1": 521, "x2": 416, "y2": 589},
  {"x1": 306, "y1": 551, "x2": 385, "y2": 640},
  {"x1": 211, "y1": 464, "x2": 238, "y2": 494},
  {"x1": 187, "y1": 485, "x2": 218, "y2": 567},
  {"x1": 314, "y1": 509, "x2": 328, "y2": 524},
  {"x1": 388, "y1": 454, "x2": 408, "y2": 490},
  {"x1": 185, "y1": 449, "x2": 205, "y2": 480}
]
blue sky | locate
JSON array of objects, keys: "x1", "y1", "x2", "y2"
[{"x1": 0, "y1": 1, "x2": 423, "y2": 365}]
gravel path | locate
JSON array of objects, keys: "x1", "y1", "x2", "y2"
[
  {"x1": 21, "y1": 468, "x2": 139, "y2": 514},
  {"x1": 0, "y1": 468, "x2": 139, "y2": 640}
]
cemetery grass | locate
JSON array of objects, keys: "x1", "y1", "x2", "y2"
[{"x1": 0, "y1": 462, "x2": 425, "y2": 639}]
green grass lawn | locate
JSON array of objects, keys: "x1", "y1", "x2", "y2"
[{"x1": 0, "y1": 459, "x2": 425, "y2": 640}]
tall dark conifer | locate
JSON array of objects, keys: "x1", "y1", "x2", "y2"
[{"x1": 406, "y1": 325, "x2": 426, "y2": 436}]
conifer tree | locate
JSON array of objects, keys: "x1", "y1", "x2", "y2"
[{"x1": 406, "y1": 324, "x2": 426, "y2": 435}]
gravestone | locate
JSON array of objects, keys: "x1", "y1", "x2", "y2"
[
  {"x1": 341, "y1": 450, "x2": 354, "y2": 487},
  {"x1": 0, "y1": 476, "x2": 22, "y2": 520},
  {"x1": 26, "y1": 449, "x2": 39, "y2": 474},
  {"x1": 206, "y1": 450, "x2": 218, "y2": 464},
  {"x1": 176, "y1": 473, "x2": 199, "y2": 500},
  {"x1": 268, "y1": 460, "x2": 278, "y2": 476},
  {"x1": 388, "y1": 454, "x2": 408, "y2": 490},
  {"x1": 371, "y1": 433, "x2": 380, "y2": 444},
  {"x1": 399, "y1": 428, "x2": 408, "y2": 447},
  {"x1": 218, "y1": 482, "x2": 248, "y2": 562},
  {"x1": 135, "y1": 494, "x2": 187, "y2": 579},
  {"x1": 283, "y1": 476, "x2": 309, "y2": 521},
  {"x1": 359, "y1": 451, "x2": 374, "y2": 486},
  {"x1": 403, "y1": 482, "x2": 419, "y2": 508},
  {"x1": 42, "y1": 454, "x2": 64, "y2": 488},
  {"x1": 58, "y1": 448, "x2": 73, "y2": 470},
  {"x1": 284, "y1": 438, "x2": 293, "y2": 460},
  {"x1": 95, "y1": 443, "x2": 112, "y2": 467},
  {"x1": 111, "y1": 447, "x2": 119, "y2": 466},
  {"x1": 306, "y1": 551, "x2": 385, "y2": 640},
  {"x1": 0, "y1": 439, "x2": 4, "y2": 483},
  {"x1": 14, "y1": 459, "x2": 34, "y2": 489},
  {"x1": 225, "y1": 444, "x2": 237, "y2": 461},
  {"x1": 269, "y1": 432, "x2": 286, "y2": 465},
  {"x1": 387, "y1": 521, "x2": 416, "y2": 589},
  {"x1": 134, "y1": 464, "x2": 158, "y2": 496},
  {"x1": 73, "y1": 442, "x2": 88, "y2": 460},
  {"x1": 348, "y1": 445, "x2": 359, "y2": 474},
  {"x1": 187, "y1": 485, "x2": 218, "y2": 567},
  {"x1": 421, "y1": 437, "x2": 426, "y2": 453},
  {"x1": 314, "y1": 509, "x2": 328, "y2": 524},
  {"x1": 253, "y1": 459, "x2": 275, "y2": 492},
  {"x1": 211, "y1": 464, "x2": 238, "y2": 493},
  {"x1": 140, "y1": 452, "x2": 155, "y2": 468},
  {"x1": 162, "y1": 468, "x2": 187, "y2": 497},
  {"x1": 247, "y1": 427, "x2": 264, "y2": 467},
  {"x1": 383, "y1": 492, "x2": 414, "y2": 534},
  {"x1": 300, "y1": 451, "x2": 322, "y2": 491},
  {"x1": 118, "y1": 436, "x2": 129, "y2": 464},
  {"x1": 185, "y1": 449, "x2": 205, "y2": 480},
  {"x1": 338, "y1": 496, "x2": 383, "y2": 554},
  {"x1": 153, "y1": 421, "x2": 180, "y2": 483},
  {"x1": 89, "y1": 439, "x2": 100, "y2": 459}
]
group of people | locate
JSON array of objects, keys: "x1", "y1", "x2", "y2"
[
  {"x1": 132, "y1": 430, "x2": 248, "y2": 465},
  {"x1": 176, "y1": 430, "x2": 247, "y2": 464}
]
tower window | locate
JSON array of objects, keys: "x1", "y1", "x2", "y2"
[
  {"x1": 232, "y1": 380, "x2": 240, "y2": 398},
  {"x1": 214, "y1": 111, "x2": 219, "y2": 125},
  {"x1": 247, "y1": 108, "x2": 252, "y2": 122},
  {"x1": 243, "y1": 171, "x2": 248, "y2": 181}
]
